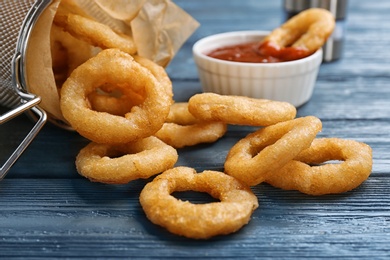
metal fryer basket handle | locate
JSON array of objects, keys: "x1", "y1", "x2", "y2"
[
  {"x1": 0, "y1": 54, "x2": 47, "y2": 179},
  {"x1": 0, "y1": 0, "x2": 52, "y2": 179}
]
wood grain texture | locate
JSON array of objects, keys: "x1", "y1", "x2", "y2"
[{"x1": 1, "y1": 0, "x2": 390, "y2": 258}]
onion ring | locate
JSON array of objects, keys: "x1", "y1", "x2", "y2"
[
  {"x1": 188, "y1": 93, "x2": 297, "y2": 126},
  {"x1": 60, "y1": 48, "x2": 172, "y2": 144},
  {"x1": 259, "y1": 8, "x2": 335, "y2": 61},
  {"x1": 139, "y1": 166, "x2": 258, "y2": 239},
  {"x1": 88, "y1": 87, "x2": 144, "y2": 116},
  {"x1": 155, "y1": 122, "x2": 227, "y2": 149},
  {"x1": 54, "y1": 3, "x2": 137, "y2": 55},
  {"x1": 50, "y1": 25, "x2": 93, "y2": 88},
  {"x1": 265, "y1": 138, "x2": 373, "y2": 195},
  {"x1": 88, "y1": 55, "x2": 172, "y2": 116},
  {"x1": 224, "y1": 116, "x2": 322, "y2": 186},
  {"x1": 155, "y1": 103, "x2": 227, "y2": 148},
  {"x1": 133, "y1": 55, "x2": 173, "y2": 98},
  {"x1": 165, "y1": 102, "x2": 200, "y2": 125},
  {"x1": 76, "y1": 136, "x2": 178, "y2": 184}
]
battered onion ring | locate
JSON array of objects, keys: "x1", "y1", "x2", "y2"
[
  {"x1": 76, "y1": 136, "x2": 178, "y2": 184},
  {"x1": 88, "y1": 55, "x2": 172, "y2": 116},
  {"x1": 188, "y1": 93, "x2": 297, "y2": 126},
  {"x1": 265, "y1": 138, "x2": 373, "y2": 195},
  {"x1": 133, "y1": 55, "x2": 173, "y2": 98},
  {"x1": 224, "y1": 116, "x2": 322, "y2": 186},
  {"x1": 88, "y1": 88, "x2": 144, "y2": 116},
  {"x1": 60, "y1": 48, "x2": 172, "y2": 144},
  {"x1": 50, "y1": 25, "x2": 93, "y2": 88},
  {"x1": 155, "y1": 103, "x2": 227, "y2": 148},
  {"x1": 155, "y1": 122, "x2": 227, "y2": 148},
  {"x1": 53, "y1": 4, "x2": 137, "y2": 55},
  {"x1": 88, "y1": 81, "x2": 146, "y2": 116},
  {"x1": 259, "y1": 8, "x2": 335, "y2": 61},
  {"x1": 139, "y1": 167, "x2": 258, "y2": 239},
  {"x1": 165, "y1": 102, "x2": 200, "y2": 125}
]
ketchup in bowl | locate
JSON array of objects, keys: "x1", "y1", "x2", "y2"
[{"x1": 207, "y1": 41, "x2": 310, "y2": 63}]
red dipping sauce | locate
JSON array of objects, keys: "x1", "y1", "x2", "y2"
[
  {"x1": 207, "y1": 41, "x2": 280, "y2": 63},
  {"x1": 207, "y1": 41, "x2": 310, "y2": 63}
]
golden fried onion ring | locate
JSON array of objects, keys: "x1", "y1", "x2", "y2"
[
  {"x1": 165, "y1": 102, "x2": 199, "y2": 125},
  {"x1": 88, "y1": 55, "x2": 171, "y2": 116},
  {"x1": 188, "y1": 93, "x2": 297, "y2": 126},
  {"x1": 133, "y1": 55, "x2": 173, "y2": 98},
  {"x1": 88, "y1": 87, "x2": 144, "y2": 116},
  {"x1": 50, "y1": 25, "x2": 93, "y2": 88},
  {"x1": 60, "y1": 48, "x2": 172, "y2": 144},
  {"x1": 139, "y1": 167, "x2": 258, "y2": 239},
  {"x1": 53, "y1": 3, "x2": 137, "y2": 55},
  {"x1": 259, "y1": 8, "x2": 335, "y2": 60},
  {"x1": 155, "y1": 103, "x2": 227, "y2": 148},
  {"x1": 224, "y1": 116, "x2": 322, "y2": 186},
  {"x1": 76, "y1": 136, "x2": 178, "y2": 184},
  {"x1": 265, "y1": 138, "x2": 373, "y2": 195}
]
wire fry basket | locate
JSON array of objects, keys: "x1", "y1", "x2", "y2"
[{"x1": 0, "y1": 0, "x2": 54, "y2": 179}]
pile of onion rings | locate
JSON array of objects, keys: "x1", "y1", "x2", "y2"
[
  {"x1": 53, "y1": 1, "x2": 373, "y2": 240},
  {"x1": 264, "y1": 138, "x2": 373, "y2": 195},
  {"x1": 223, "y1": 116, "x2": 373, "y2": 196},
  {"x1": 224, "y1": 116, "x2": 322, "y2": 186}
]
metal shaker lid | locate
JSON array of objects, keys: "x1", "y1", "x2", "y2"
[{"x1": 283, "y1": 0, "x2": 348, "y2": 19}]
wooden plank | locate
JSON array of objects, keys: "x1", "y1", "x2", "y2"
[{"x1": 0, "y1": 178, "x2": 389, "y2": 258}]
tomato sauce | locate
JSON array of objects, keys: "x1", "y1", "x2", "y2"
[
  {"x1": 207, "y1": 41, "x2": 310, "y2": 63},
  {"x1": 207, "y1": 41, "x2": 281, "y2": 63}
]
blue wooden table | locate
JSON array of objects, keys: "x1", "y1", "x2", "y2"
[{"x1": 1, "y1": 0, "x2": 390, "y2": 258}]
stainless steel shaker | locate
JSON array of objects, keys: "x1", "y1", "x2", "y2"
[{"x1": 283, "y1": 0, "x2": 348, "y2": 62}]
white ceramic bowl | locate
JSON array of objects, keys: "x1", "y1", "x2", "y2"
[{"x1": 192, "y1": 31, "x2": 323, "y2": 107}]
